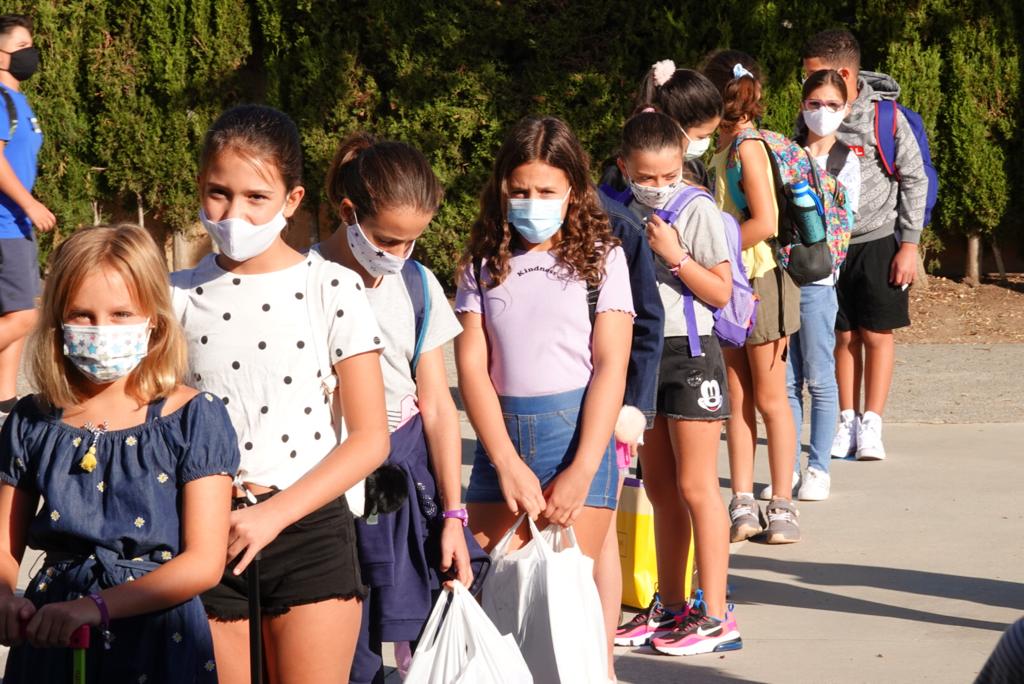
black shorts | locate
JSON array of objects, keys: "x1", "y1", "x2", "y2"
[
  {"x1": 202, "y1": 492, "x2": 367, "y2": 621},
  {"x1": 656, "y1": 335, "x2": 730, "y2": 421},
  {"x1": 0, "y1": 236, "x2": 40, "y2": 315},
  {"x1": 836, "y1": 235, "x2": 910, "y2": 332}
]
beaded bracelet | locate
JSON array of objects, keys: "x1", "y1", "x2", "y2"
[{"x1": 669, "y1": 253, "x2": 692, "y2": 277}]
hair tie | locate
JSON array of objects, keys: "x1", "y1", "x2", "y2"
[
  {"x1": 732, "y1": 63, "x2": 754, "y2": 80},
  {"x1": 641, "y1": 106, "x2": 656, "y2": 113},
  {"x1": 652, "y1": 59, "x2": 677, "y2": 87}
]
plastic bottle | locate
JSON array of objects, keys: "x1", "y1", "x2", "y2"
[{"x1": 790, "y1": 179, "x2": 826, "y2": 244}]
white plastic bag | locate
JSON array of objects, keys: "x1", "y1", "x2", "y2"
[
  {"x1": 482, "y1": 516, "x2": 609, "y2": 684},
  {"x1": 405, "y1": 580, "x2": 533, "y2": 684}
]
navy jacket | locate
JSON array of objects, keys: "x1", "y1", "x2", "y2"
[{"x1": 599, "y1": 191, "x2": 665, "y2": 428}]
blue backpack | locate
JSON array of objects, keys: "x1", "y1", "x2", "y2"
[
  {"x1": 400, "y1": 259, "x2": 431, "y2": 377},
  {"x1": 874, "y1": 100, "x2": 938, "y2": 226},
  {"x1": 613, "y1": 185, "x2": 758, "y2": 356}
]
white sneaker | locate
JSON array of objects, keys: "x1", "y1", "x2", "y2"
[
  {"x1": 797, "y1": 467, "x2": 831, "y2": 501},
  {"x1": 759, "y1": 471, "x2": 800, "y2": 501},
  {"x1": 856, "y1": 411, "x2": 886, "y2": 460},
  {"x1": 830, "y1": 410, "x2": 859, "y2": 458}
]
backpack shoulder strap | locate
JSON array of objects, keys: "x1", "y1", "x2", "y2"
[
  {"x1": 586, "y1": 281, "x2": 599, "y2": 328},
  {"x1": 599, "y1": 182, "x2": 634, "y2": 207},
  {"x1": 0, "y1": 87, "x2": 17, "y2": 140},
  {"x1": 874, "y1": 100, "x2": 899, "y2": 177},
  {"x1": 826, "y1": 140, "x2": 851, "y2": 179},
  {"x1": 401, "y1": 259, "x2": 431, "y2": 378}
]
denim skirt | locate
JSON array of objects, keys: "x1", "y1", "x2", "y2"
[{"x1": 466, "y1": 387, "x2": 617, "y2": 509}]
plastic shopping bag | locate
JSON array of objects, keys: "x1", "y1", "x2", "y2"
[
  {"x1": 617, "y1": 476, "x2": 694, "y2": 608},
  {"x1": 405, "y1": 580, "x2": 533, "y2": 684},
  {"x1": 482, "y1": 515, "x2": 609, "y2": 684}
]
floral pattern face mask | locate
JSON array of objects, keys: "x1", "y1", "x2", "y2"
[{"x1": 62, "y1": 321, "x2": 152, "y2": 384}]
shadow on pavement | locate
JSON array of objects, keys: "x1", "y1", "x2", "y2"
[
  {"x1": 729, "y1": 556, "x2": 1016, "y2": 631},
  {"x1": 616, "y1": 653, "x2": 762, "y2": 684}
]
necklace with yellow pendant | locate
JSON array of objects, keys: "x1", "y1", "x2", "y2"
[{"x1": 79, "y1": 421, "x2": 109, "y2": 473}]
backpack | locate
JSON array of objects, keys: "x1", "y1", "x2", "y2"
[
  {"x1": 874, "y1": 100, "x2": 939, "y2": 227},
  {"x1": 0, "y1": 87, "x2": 16, "y2": 140},
  {"x1": 725, "y1": 128, "x2": 851, "y2": 284},
  {"x1": 621, "y1": 185, "x2": 759, "y2": 356},
  {"x1": 400, "y1": 259, "x2": 431, "y2": 378}
]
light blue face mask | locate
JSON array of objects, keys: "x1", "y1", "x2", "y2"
[{"x1": 507, "y1": 188, "x2": 571, "y2": 244}]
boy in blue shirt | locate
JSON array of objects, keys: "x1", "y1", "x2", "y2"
[{"x1": 0, "y1": 14, "x2": 53, "y2": 422}]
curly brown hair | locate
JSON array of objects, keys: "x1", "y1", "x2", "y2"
[{"x1": 462, "y1": 116, "x2": 618, "y2": 288}]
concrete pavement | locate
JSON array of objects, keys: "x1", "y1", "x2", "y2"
[{"x1": 2, "y1": 343, "x2": 1021, "y2": 682}]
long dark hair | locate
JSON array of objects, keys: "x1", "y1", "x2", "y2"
[
  {"x1": 637, "y1": 64, "x2": 723, "y2": 130},
  {"x1": 199, "y1": 105, "x2": 304, "y2": 191},
  {"x1": 325, "y1": 132, "x2": 443, "y2": 219},
  {"x1": 463, "y1": 116, "x2": 617, "y2": 288}
]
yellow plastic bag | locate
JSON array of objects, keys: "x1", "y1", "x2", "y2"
[{"x1": 616, "y1": 477, "x2": 694, "y2": 609}]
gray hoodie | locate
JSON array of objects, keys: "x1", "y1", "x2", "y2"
[{"x1": 797, "y1": 70, "x2": 928, "y2": 245}]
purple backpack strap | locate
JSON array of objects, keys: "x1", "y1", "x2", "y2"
[{"x1": 662, "y1": 186, "x2": 714, "y2": 357}]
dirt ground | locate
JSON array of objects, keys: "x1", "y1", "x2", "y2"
[{"x1": 897, "y1": 273, "x2": 1024, "y2": 343}]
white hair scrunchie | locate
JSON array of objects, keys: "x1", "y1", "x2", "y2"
[
  {"x1": 652, "y1": 59, "x2": 677, "y2": 87},
  {"x1": 732, "y1": 63, "x2": 754, "y2": 80}
]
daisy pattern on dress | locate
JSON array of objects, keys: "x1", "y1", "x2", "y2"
[
  {"x1": 157, "y1": 473, "x2": 169, "y2": 484},
  {"x1": 172, "y1": 632, "x2": 183, "y2": 643},
  {"x1": 125, "y1": 436, "x2": 138, "y2": 446},
  {"x1": 72, "y1": 436, "x2": 82, "y2": 447},
  {"x1": 36, "y1": 582, "x2": 47, "y2": 592},
  {"x1": 50, "y1": 510, "x2": 60, "y2": 522},
  {"x1": 161, "y1": 551, "x2": 172, "y2": 561},
  {"x1": 204, "y1": 661, "x2": 216, "y2": 672},
  {"x1": 97, "y1": 481, "x2": 105, "y2": 493},
  {"x1": 133, "y1": 517, "x2": 145, "y2": 528}
]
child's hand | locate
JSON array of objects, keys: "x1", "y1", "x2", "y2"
[
  {"x1": 890, "y1": 242, "x2": 918, "y2": 287},
  {"x1": 227, "y1": 502, "x2": 287, "y2": 575},
  {"x1": 542, "y1": 464, "x2": 591, "y2": 527},
  {"x1": 24, "y1": 597, "x2": 99, "y2": 648},
  {"x1": 0, "y1": 594, "x2": 35, "y2": 646},
  {"x1": 439, "y1": 519, "x2": 474, "y2": 589},
  {"x1": 495, "y1": 457, "x2": 545, "y2": 520},
  {"x1": 644, "y1": 213, "x2": 685, "y2": 265}
]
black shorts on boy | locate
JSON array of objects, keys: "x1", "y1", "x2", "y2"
[{"x1": 835, "y1": 235, "x2": 910, "y2": 332}]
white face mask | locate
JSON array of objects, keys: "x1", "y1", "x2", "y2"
[
  {"x1": 629, "y1": 172, "x2": 684, "y2": 210},
  {"x1": 63, "y1": 320, "x2": 152, "y2": 384},
  {"x1": 681, "y1": 129, "x2": 712, "y2": 161},
  {"x1": 346, "y1": 210, "x2": 413, "y2": 278},
  {"x1": 803, "y1": 107, "x2": 846, "y2": 138},
  {"x1": 199, "y1": 206, "x2": 287, "y2": 262}
]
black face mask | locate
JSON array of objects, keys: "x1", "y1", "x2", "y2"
[{"x1": 1, "y1": 47, "x2": 40, "y2": 82}]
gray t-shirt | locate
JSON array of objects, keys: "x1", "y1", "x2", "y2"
[
  {"x1": 364, "y1": 269, "x2": 462, "y2": 430},
  {"x1": 630, "y1": 193, "x2": 732, "y2": 337},
  {"x1": 310, "y1": 247, "x2": 463, "y2": 431}
]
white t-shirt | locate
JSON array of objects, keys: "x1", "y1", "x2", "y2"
[
  {"x1": 628, "y1": 193, "x2": 731, "y2": 337},
  {"x1": 171, "y1": 254, "x2": 383, "y2": 489},
  {"x1": 811, "y1": 147, "x2": 862, "y2": 286},
  {"x1": 310, "y1": 248, "x2": 462, "y2": 432}
]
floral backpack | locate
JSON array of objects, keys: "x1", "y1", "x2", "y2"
[{"x1": 725, "y1": 128, "x2": 851, "y2": 283}]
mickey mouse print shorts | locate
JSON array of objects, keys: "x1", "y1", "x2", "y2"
[{"x1": 657, "y1": 335, "x2": 731, "y2": 421}]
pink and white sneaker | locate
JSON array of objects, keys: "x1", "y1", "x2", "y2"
[
  {"x1": 651, "y1": 597, "x2": 742, "y2": 656},
  {"x1": 614, "y1": 594, "x2": 683, "y2": 647}
]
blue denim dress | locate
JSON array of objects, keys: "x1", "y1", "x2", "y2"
[{"x1": 0, "y1": 393, "x2": 240, "y2": 684}]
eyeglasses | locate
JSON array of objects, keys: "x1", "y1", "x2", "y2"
[{"x1": 803, "y1": 99, "x2": 846, "y2": 113}]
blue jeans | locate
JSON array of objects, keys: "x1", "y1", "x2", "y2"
[{"x1": 786, "y1": 284, "x2": 839, "y2": 474}]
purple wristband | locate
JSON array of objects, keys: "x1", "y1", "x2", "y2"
[
  {"x1": 87, "y1": 593, "x2": 113, "y2": 650},
  {"x1": 443, "y1": 508, "x2": 469, "y2": 527}
]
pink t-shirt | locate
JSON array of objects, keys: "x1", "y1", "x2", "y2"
[{"x1": 455, "y1": 246, "x2": 634, "y2": 397}]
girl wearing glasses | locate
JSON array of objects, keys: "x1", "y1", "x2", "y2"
[{"x1": 785, "y1": 69, "x2": 859, "y2": 502}]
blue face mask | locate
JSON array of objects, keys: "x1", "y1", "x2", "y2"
[{"x1": 507, "y1": 189, "x2": 571, "y2": 244}]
